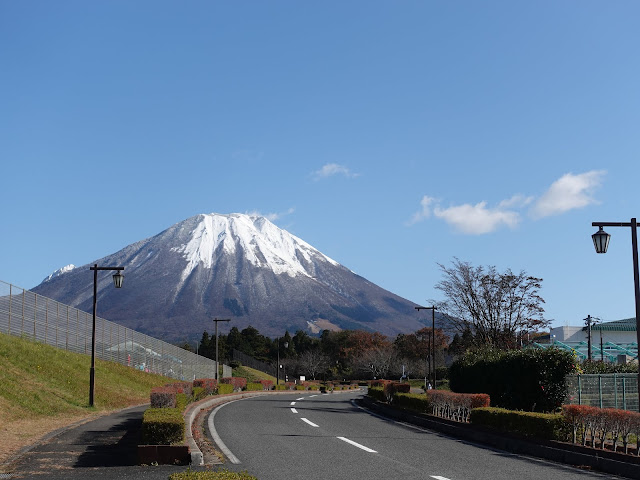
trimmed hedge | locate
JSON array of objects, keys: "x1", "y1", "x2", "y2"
[
  {"x1": 150, "y1": 386, "x2": 177, "y2": 408},
  {"x1": 193, "y1": 378, "x2": 218, "y2": 395},
  {"x1": 168, "y1": 382, "x2": 193, "y2": 396},
  {"x1": 221, "y1": 377, "x2": 247, "y2": 391},
  {"x1": 169, "y1": 468, "x2": 257, "y2": 480},
  {"x1": 142, "y1": 408, "x2": 185, "y2": 445},
  {"x1": 246, "y1": 382, "x2": 263, "y2": 391},
  {"x1": 563, "y1": 404, "x2": 640, "y2": 453},
  {"x1": 274, "y1": 384, "x2": 288, "y2": 391},
  {"x1": 192, "y1": 386, "x2": 206, "y2": 402},
  {"x1": 217, "y1": 383, "x2": 234, "y2": 395},
  {"x1": 258, "y1": 380, "x2": 274, "y2": 390},
  {"x1": 394, "y1": 393, "x2": 431, "y2": 414},
  {"x1": 368, "y1": 386, "x2": 386, "y2": 403},
  {"x1": 470, "y1": 407, "x2": 568, "y2": 441}
]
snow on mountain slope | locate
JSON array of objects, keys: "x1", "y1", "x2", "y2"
[{"x1": 170, "y1": 213, "x2": 339, "y2": 284}]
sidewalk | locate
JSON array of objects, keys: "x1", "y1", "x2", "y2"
[{"x1": 4, "y1": 405, "x2": 200, "y2": 480}]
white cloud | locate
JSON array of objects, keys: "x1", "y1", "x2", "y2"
[
  {"x1": 498, "y1": 194, "x2": 534, "y2": 209},
  {"x1": 530, "y1": 170, "x2": 606, "y2": 219},
  {"x1": 246, "y1": 207, "x2": 295, "y2": 221},
  {"x1": 408, "y1": 196, "x2": 520, "y2": 234},
  {"x1": 312, "y1": 163, "x2": 359, "y2": 180}
]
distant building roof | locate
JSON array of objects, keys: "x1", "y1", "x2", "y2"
[{"x1": 588, "y1": 318, "x2": 637, "y2": 332}]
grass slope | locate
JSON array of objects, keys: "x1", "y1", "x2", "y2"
[
  {"x1": 0, "y1": 331, "x2": 171, "y2": 464},
  {"x1": 232, "y1": 365, "x2": 277, "y2": 383}
]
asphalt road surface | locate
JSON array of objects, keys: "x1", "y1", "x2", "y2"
[{"x1": 210, "y1": 391, "x2": 621, "y2": 480}]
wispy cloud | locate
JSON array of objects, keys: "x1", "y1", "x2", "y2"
[
  {"x1": 246, "y1": 207, "x2": 295, "y2": 222},
  {"x1": 409, "y1": 170, "x2": 607, "y2": 235},
  {"x1": 530, "y1": 170, "x2": 606, "y2": 219},
  {"x1": 312, "y1": 163, "x2": 360, "y2": 181},
  {"x1": 409, "y1": 196, "x2": 520, "y2": 234}
]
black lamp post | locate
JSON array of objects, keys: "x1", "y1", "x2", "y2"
[
  {"x1": 591, "y1": 218, "x2": 640, "y2": 411},
  {"x1": 415, "y1": 305, "x2": 437, "y2": 389},
  {"x1": 89, "y1": 264, "x2": 124, "y2": 407},
  {"x1": 277, "y1": 339, "x2": 288, "y2": 386}
]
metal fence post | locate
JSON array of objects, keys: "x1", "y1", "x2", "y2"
[
  {"x1": 623, "y1": 377, "x2": 627, "y2": 410},
  {"x1": 578, "y1": 375, "x2": 582, "y2": 405},
  {"x1": 599, "y1": 375, "x2": 603, "y2": 409},
  {"x1": 615, "y1": 373, "x2": 619, "y2": 409}
]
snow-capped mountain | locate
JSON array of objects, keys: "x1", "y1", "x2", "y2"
[{"x1": 31, "y1": 213, "x2": 425, "y2": 341}]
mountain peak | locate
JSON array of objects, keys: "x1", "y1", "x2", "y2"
[{"x1": 170, "y1": 213, "x2": 338, "y2": 284}]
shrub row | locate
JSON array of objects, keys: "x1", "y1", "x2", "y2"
[
  {"x1": 221, "y1": 377, "x2": 247, "y2": 391},
  {"x1": 563, "y1": 404, "x2": 640, "y2": 454},
  {"x1": 246, "y1": 383, "x2": 264, "y2": 391},
  {"x1": 193, "y1": 378, "x2": 218, "y2": 395},
  {"x1": 470, "y1": 407, "x2": 568, "y2": 441},
  {"x1": 428, "y1": 391, "x2": 490, "y2": 423}
]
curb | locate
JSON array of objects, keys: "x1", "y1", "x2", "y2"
[{"x1": 358, "y1": 397, "x2": 640, "y2": 480}]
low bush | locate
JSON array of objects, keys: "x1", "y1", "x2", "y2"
[
  {"x1": 169, "y1": 468, "x2": 257, "y2": 480},
  {"x1": 221, "y1": 377, "x2": 247, "y2": 392},
  {"x1": 368, "y1": 386, "x2": 386, "y2": 403},
  {"x1": 150, "y1": 386, "x2": 177, "y2": 408},
  {"x1": 246, "y1": 383, "x2": 263, "y2": 391},
  {"x1": 471, "y1": 407, "x2": 568, "y2": 441},
  {"x1": 274, "y1": 384, "x2": 288, "y2": 391},
  {"x1": 428, "y1": 391, "x2": 490, "y2": 422},
  {"x1": 295, "y1": 385, "x2": 306, "y2": 390},
  {"x1": 168, "y1": 382, "x2": 193, "y2": 396},
  {"x1": 176, "y1": 393, "x2": 190, "y2": 412},
  {"x1": 563, "y1": 404, "x2": 640, "y2": 453},
  {"x1": 192, "y1": 386, "x2": 206, "y2": 402},
  {"x1": 193, "y1": 378, "x2": 218, "y2": 395},
  {"x1": 394, "y1": 393, "x2": 431, "y2": 414},
  {"x1": 217, "y1": 384, "x2": 234, "y2": 395},
  {"x1": 258, "y1": 380, "x2": 274, "y2": 390},
  {"x1": 141, "y1": 408, "x2": 185, "y2": 445}
]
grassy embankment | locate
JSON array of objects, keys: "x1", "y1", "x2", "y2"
[{"x1": 0, "y1": 331, "x2": 170, "y2": 465}]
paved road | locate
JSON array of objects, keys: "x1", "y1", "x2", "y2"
[{"x1": 211, "y1": 391, "x2": 621, "y2": 480}]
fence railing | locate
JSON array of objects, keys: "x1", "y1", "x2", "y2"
[
  {"x1": 0, "y1": 280, "x2": 223, "y2": 381},
  {"x1": 565, "y1": 374, "x2": 639, "y2": 412}
]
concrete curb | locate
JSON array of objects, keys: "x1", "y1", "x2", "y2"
[{"x1": 358, "y1": 397, "x2": 640, "y2": 480}]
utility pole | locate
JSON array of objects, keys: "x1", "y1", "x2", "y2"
[
  {"x1": 585, "y1": 315, "x2": 593, "y2": 361},
  {"x1": 212, "y1": 318, "x2": 231, "y2": 381},
  {"x1": 415, "y1": 306, "x2": 437, "y2": 389}
]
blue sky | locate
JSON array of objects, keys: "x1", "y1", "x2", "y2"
[{"x1": 2, "y1": 1, "x2": 639, "y2": 331}]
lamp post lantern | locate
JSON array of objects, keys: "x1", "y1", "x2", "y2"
[
  {"x1": 89, "y1": 264, "x2": 124, "y2": 407},
  {"x1": 415, "y1": 305, "x2": 437, "y2": 389},
  {"x1": 591, "y1": 218, "x2": 640, "y2": 411}
]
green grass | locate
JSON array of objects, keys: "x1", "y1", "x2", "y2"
[
  {"x1": 0, "y1": 331, "x2": 171, "y2": 421},
  {"x1": 232, "y1": 365, "x2": 277, "y2": 383}
]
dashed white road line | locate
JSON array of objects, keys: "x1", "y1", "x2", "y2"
[
  {"x1": 301, "y1": 418, "x2": 319, "y2": 427},
  {"x1": 337, "y1": 436, "x2": 377, "y2": 453},
  {"x1": 290, "y1": 401, "x2": 296, "y2": 406},
  {"x1": 430, "y1": 477, "x2": 452, "y2": 480},
  {"x1": 296, "y1": 397, "x2": 305, "y2": 401},
  {"x1": 291, "y1": 408, "x2": 298, "y2": 413},
  {"x1": 309, "y1": 394, "x2": 318, "y2": 398}
]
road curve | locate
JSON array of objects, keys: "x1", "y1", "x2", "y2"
[{"x1": 209, "y1": 391, "x2": 619, "y2": 480}]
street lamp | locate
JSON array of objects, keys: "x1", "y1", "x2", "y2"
[
  {"x1": 415, "y1": 305, "x2": 437, "y2": 389},
  {"x1": 591, "y1": 218, "x2": 640, "y2": 410},
  {"x1": 89, "y1": 264, "x2": 124, "y2": 407},
  {"x1": 277, "y1": 339, "x2": 289, "y2": 386},
  {"x1": 212, "y1": 318, "x2": 231, "y2": 381}
]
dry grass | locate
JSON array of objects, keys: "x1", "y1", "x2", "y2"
[{"x1": 0, "y1": 331, "x2": 172, "y2": 466}]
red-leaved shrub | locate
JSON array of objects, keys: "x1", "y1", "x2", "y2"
[
  {"x1": 150, "y1": 386, "x2": 177, "y2": 408},
  {"x1": 258, "y1": 380, "x2": 274, "y2": 390},
  {"x1": 193, "y1": 378, "x2": 218, "y2": 395},
  {"x1": 221, "y1": 377, "x2": 247, "y2": 391}
]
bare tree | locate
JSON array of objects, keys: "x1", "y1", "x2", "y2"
[
  {"x1": 434, "y1": 258, "x2": 548, "y2": 349},
  {"x1": 298, "y1": 350, "x2": 329, "y2": 380},
  {"x1": 353, "y1": 345, "x2": 398, "y2": 379}
]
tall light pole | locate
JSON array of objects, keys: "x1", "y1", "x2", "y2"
[
  {"x1": 89, "y1": 264, "x2": 124, "y2": 407},
  {"x1": 591, "y1": 219, "x2": 640, "y2": 410},
  {"x1": 415, "y1": 305, "x2": 437, "y2": 389},
  {"x1": 212, "y1": 318, "x2": 231, "y2": 381},
  {"x1": 276, "y1": 339, "x2": 288, "y2": 386}
]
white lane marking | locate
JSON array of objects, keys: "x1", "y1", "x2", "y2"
[
  {"x1": 431, "y1": 477, "x2": 452, "y2": 480},
  {"x1": 291, "y1": 408, "x2": 298, "y2": 413},
  {"x1": 208, "y1": 401, "x2": 241, "y2": 464},
  {"x1": 290, "y1": 402, "x2": 296, "y2": 406},
  {"x1": 301, "y1": 418, "x2": 319, "y2": 427},
  {"x1": 337, "y1": 436, "x2": 377, "y2": 453},
  {"x1": 309, "y1": 394, "x2": 318, "y2": 398},
  {"x1": 296, "y1": 397, "x2": 305, "y2": 401}
]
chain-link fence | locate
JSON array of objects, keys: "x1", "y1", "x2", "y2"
[
  {"x1": 565, "y1": 374, "x2": 638, "y2": 411},
  {"x1": 0, "y1": 280, "x2": 224, "y2": 381}
]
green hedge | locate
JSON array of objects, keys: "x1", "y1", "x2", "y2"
[
  {"x1": 470, "y1": 407, "x2": 569, "y2": 441},
  {"x1": 192, "y1": 386, "x2": 206, "y2": 402},
  {"x1": 176, "y1": 393, "x2": 190, "y2": 412},
  {"x1": 246, "y1": 382, "x2": 263, "y2": 391},
  {"x1": 368, "y1": 386, "x2": 386, "y2": 402},
  {"x1": 217, "y1": 383, "x2": 234, "y2": 395},
  {"x1": 141, "y1": 408, "x2": 185, "y2": 445},
  {"x1": 169, "y1": 468, "x2": 257, "y2": 480},
  {"x1": 394, "y1": 393, "x2": 431, "y2": 414},
  {"x1": 274, "y1": 384, "x2": 288, "y2": 391}
]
